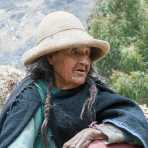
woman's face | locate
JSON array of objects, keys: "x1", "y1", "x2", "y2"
[{"x1": 47, "y1": 47, "x2": 91, "y2": 89}]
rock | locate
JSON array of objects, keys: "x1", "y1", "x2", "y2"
[
  {"x1": 0, "y1": 0, "x2": 96, "y2": 65},
  {"x1": 139, "y1": 104, "x2": 148, "y2": 119},
  {"x1": 0, "y1": 65, "x2": 25, "y2": 105}
]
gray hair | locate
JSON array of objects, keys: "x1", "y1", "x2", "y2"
[{"x1": 25, "y1": 56, "x2": 107, "y2": 147}]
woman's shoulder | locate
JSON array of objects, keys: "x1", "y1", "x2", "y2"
[
  {"x1": 7, "y1": 75, "x2": 39, "y2": 102},
  {"x1": 0, "y1": 76, "x2": 42, "y2": 148},
  {"x1": 1, "y1": 75, "x2": 42, "y2": 116},
  {"x1": 92, "y1": 77, "x2": 135, "y2": 105},
  {"x1": 92, "y1": 77, "x2": 115, "y2": 94}
]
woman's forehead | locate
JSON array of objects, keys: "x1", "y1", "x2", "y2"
[
  {"x1": 47, "y1": 47, "x2": 91, "y2": 58},
  {"x1": 62, "y1": 47, "x2": 91, "y2": 53}
]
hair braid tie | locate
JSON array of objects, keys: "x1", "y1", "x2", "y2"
[
  {"x1": 80, "y1": 84, "x2": 97, "y2": 121},
  {"x1": 41, "y1": 86, "x2": 52, "y2": 148}
]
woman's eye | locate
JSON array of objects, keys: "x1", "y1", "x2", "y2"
[
  {"x1": 70, "y1": 48, "x2": 90, "y2": 57},
  {"x1": 85, "y1": 50, "x2": 89, "y2": 56},
  {"x1": 71, "y1": 48, "x2": 79, "y2": 55}
]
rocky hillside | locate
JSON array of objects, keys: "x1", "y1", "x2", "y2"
[
  {"x1": 0, "y1": 0, "x2": 95, "y2": 66},
  {"x1": 0, "y1": 65, "x2": 25, "y2": 106}
]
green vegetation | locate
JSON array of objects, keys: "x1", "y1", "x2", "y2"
[
  {"x1": 110, "y1": 71, "x2": 148, "y2": 104},
  {"x1": 89, "y1": 0, "x2": 148, "y2": 104}
]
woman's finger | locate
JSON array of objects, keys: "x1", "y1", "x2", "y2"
[{"x1": 63, "y1": 130, "x2": 86, "y2": 148}]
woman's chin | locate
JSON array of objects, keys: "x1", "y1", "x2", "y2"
[{"x1": 71, "y1": 77, "x2": 86, "y2": 87}]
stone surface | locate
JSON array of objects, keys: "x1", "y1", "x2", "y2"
[
  {"x1": 0, "y1": 65, "x2": 25, "y2": 106},
  {"x1": 139, "y1": 104, "x2": 148, "y2": 119},
  {"x1": 0, "y1": 0, "x2": 96, "y2": 66}
]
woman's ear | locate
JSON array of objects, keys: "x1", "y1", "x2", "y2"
[{"x1": 47, "y1": 54, "x2": 54, "y2": 65}]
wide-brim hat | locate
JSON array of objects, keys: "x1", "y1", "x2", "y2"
[{"x1": 22, "y1": 11, "x2": 110, "y2": 65}]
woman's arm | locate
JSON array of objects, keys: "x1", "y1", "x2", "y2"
[
  {"x1": 63, "y1": 123, "x2": 142, "y2": 148},
  {"x1": 89, "y1": 122, "x2": 142, "y2": 145}
]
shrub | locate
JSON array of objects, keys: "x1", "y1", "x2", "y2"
[{"x1": 110, "y1": 70, "x2": 148, "y2": 104}]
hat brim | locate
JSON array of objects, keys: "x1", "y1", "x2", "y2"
[{"x1": 22, "y1": 29, "x2": 110, "y2": 65}]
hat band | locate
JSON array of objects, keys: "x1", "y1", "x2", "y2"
[{"x1": 37, "y1": 27, "x2": 85, "y2": 44}]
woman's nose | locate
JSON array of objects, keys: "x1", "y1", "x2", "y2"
[{"x1": 79, "y1": 56, "x2": 90, "y2": 66}]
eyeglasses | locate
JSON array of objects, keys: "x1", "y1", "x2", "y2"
[{"x1": 61, "y1": 47, "x2": 91, "y2": 58}]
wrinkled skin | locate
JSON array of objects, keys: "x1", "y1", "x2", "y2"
[
  {"x1": 47, "y1": 47, "x2": 91, "y2": 89},
  {"x1": 47, "y1": 47, "x2": 107, "y2": 148},
  {"x1": 63, "y1": 128, "x2": 107, "y2": 148},
  {"x1": 88, "y1": 140, "x2": 137, "y2": 148}
]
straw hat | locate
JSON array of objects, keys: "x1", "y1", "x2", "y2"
[{"x1": 22, "y1": 11, "x2": 110, "y2": 65}]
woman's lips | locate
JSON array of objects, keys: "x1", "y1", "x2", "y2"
[{"x1": 74, "y1": 69, "x2": 87, "y2": 75}]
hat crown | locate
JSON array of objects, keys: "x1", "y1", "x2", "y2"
[{"x1": 37, "y1": 11, "x2": 85, "y2": 44}]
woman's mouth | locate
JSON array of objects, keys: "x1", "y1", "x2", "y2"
[{"x1": 75, "y1": 69, "x2": 87, "y2": 75}]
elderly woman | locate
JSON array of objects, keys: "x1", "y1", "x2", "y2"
[{"x1": 0, "y1": 11, "x2": 148, "y2": 148}]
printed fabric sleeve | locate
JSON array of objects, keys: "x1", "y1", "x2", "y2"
[
  {"x1": 94, "y1": 90, "x2": 148, "y2": 148},
  {"x1": 90, "y1": 123, "x2": 142, "y2": 145}
]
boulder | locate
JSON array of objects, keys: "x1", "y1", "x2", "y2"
[
  {"x1": 0, "y1": 65, "x2": 25, "y2": 106},
  {"x1": 139, "y1": 104, "x2": 148, "y2": 119}
]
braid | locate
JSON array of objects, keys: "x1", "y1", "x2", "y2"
[
  {"x1": 80, "y1": 81, "x2": 97, "y2": 122},
  {"x1": 80, "y1": 64, "x2": 114, "y2": 122},
  {"x1": 41, "y1": 88, "x2": 52, "y2": 148}
]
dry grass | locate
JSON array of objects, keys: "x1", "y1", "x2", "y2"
[{"x1": 0, "y1": 65, "x2": 25, "y2": 105}]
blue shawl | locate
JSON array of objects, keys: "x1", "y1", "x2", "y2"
[{"x1": 0, "y1": 76, "x2": 148, "y2": 148}]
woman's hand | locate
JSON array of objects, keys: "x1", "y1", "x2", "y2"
[{"x1": 63, "y1": 128, "x2": 107, "y2": 148}]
